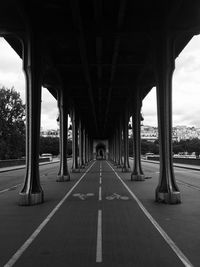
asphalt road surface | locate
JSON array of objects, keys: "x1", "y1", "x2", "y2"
[{"x1": 1, "y1": 160, "x2": 199, "y2": 267}]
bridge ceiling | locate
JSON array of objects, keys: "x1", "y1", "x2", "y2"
[{"x1": 2, "y1": 0, "x2": 200, "y2": 139}]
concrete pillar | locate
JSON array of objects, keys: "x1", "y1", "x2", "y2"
[
  {"x1": 122, "y1": 109, "x2": 131, "y2": 172},
  {"x1": 131, "y1": 93, "x2": 145, "y2": 181},
  {"x1": 90, "y1": 138, "x2": 93, "y2": 161},
  {"x1": 112, "y1": 137, "x2": 115, "y2": 162},
  {"x1": 86, "y1": 133, "x2": 90, "y2": 163},
  {"x1": 117, "y1": 121, "x2": 123, "y2": 168},
  {"x1": 108, "y1": 139, "x2": 111, "y2": 160},
  {"x1": 111, "y1": 136, "x2": 115, "y2": 162},
  {"x1": 82, "y1": 126, "x2": 86, "y2": 166},
  {"x1": 19, "y1": 35, "x2": 44, "y2": 206},
  {"x1": 84, "y1": 131, "x2": 88, "y2": 165},
  {"x1": 87, "y1": 135, "x2": 91, "y2": 162},
  {"x1": 111, "y1": 138, "x2": 114, "y2": 161},
  {"x1": 71, "y1": 107, "x2": 79, "y2": 172},
  {"x1": 119, "y1": 118, "x2": 123, "y2": 167},
  {"x1": 114, "y1": 129, "x2": 118, "y2": 165},
  {"x1": 79, "y1": 119, "x2": 85, "y2": 168},
  {"x1": 112, "y1": 134, "x2": 115, "y2": 163},
  {"x1": 57, "y1": 90, "x2": 70, "y2": 182},
  {"x1": 154, "y1": 33, "x2": 181, "y2": 204}
]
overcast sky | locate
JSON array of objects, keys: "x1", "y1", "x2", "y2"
[
  {"x1": 143, "y1": 35, "x2": 200, "y2": 128},
  {"x1": 1, "y1": 35, "x2": 200, "y2": 130}
]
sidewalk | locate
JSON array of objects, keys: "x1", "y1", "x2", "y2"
[
  {"x1": 0, "y1": 158, "x2": 60, "y2": 173},
  {"x1": 142, "y1": 159, "x2": 200, "y2": 171},
  {"x1": 2, "y1": 157, "x2": 200, "y2": 174}
]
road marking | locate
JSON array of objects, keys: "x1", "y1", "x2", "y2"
[
  {"x1": 177, "y1": 180, "x2": 200, "y2": 191},
  {"x1": 107, "y1": 161, "x2": 194, "y2": 267},
  {"x1": 106, "y1": 193, "x2": 129, "y2": 200},
  {"x1": 0, "y1": 184, "x2": 21, "y2": 194},
  {"x1": 99, "y1": 186, "x2": 102, "y2": 201},
  {"x1": 4, "y1": 161, "x2": 96, "y2": 267},
  {"x1": 96, "y1": 209, "x2": 102, "y2": 263},
  {"x1": 72, "y1": 193, "x2": 95, "y2": 200},
  {"x1": 99, "y1": 177, "x2": 102, "y2": 185}
]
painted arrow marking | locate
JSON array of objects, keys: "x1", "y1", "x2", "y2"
[
  {"x1": 106, "y1": 193, "x2": 129, "y2": 200},
  {"x1": 72, "y1": 193, "x2": 95, "y2": 200}
]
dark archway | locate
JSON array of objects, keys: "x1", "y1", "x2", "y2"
[{"x1": 96, "y1": 143, "x2": 106, "y2": 160}]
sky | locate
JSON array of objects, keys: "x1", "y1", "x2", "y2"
[
  {"x1": 1, "y1": 35, "x2": 200, "y2": 130},
  {"x1": 142, "y1": 35, "x2": 200, "y2": 128},
  {"x1": 0, "y1": 38, "x2": 58, "y2": 130}
]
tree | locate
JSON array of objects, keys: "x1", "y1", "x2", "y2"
[
  {"x1": 39, "y1": 137, "x2": 72, "y2": 156},
  {"x1": 0, "y1": 87, "x2": 25, "y2": 159},
  {"x1": 186, "y1": 138, "x2": 200, "y2": 157},
  {"x1": 40, "y1": 137, "x2": 59, "y2": 155}
]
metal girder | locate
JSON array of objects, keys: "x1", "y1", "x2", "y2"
[
  {"x1": 103, "y1": 0, "x2": 127, "y2": 134},
  {"x1": 70, "y1": 0, "x2": 98, "y2": 134}
]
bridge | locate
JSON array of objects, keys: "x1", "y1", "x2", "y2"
[
  {"x1": 1, "y1": 0, "x2": 200, "y2": 266},
  {"x1": 1, "y1": 0, "x2": 200, "y2": 205}
]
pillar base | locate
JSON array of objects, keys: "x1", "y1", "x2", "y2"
[
  {"x1": 156, "y1": 191, "x2": 181, "y2": 204},
  {"x1": 19, "y1": 191, "x2": 44, "y2": 206},
  {"x1": 71, "y1": 168, "x2": 80, "y2": 173},
  {"x1": 131, "y1": 174, "x2": 145, "y2": 181},
  {"x1": 80, "y1": 165, "x2": 85, "y2": 169},
  {"x1": 57, "y1": 174, "x2": 70, "y2": 182},
  {"x1": 122, "y1": 167, "x2": 131, "y2": 172},
  {"x1": 117, "y1": 164, "x2": 122, "y2": 168}
]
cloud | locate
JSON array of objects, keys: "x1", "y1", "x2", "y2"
[
  {"x1": 0, "y1": 38, "x2": 22, "y2": 73},
  {"x1": 0, "y1": 38, "x2": 58, "y2": 130},
  {"x1": 1, "y1": 34, "x2": 200, "y2": 130},
  {"x1": 41, "y1": 113, "x2": 58, "y2": 130},
  {"x1": 0, "y1": 38, "x2": 25, "y2": 101},
  {"x1": 41, "y1": 88, "x2": 58, "y2": 130},
  {"x1": 142, "y1": 87, "x2": 157, "y2": 126}
]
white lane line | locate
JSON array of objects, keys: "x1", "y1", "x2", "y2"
[
  {"x1": 4, "y1": 161, "x2": 96, "y2": 267},
  {"x1": 99, "y1": 162, "x2": 102, "y2": 185},
  {"x1": 0, "y1": 184, "x2": 21, "y2": 194},
  {"x1": 99, "y1": 186, "x2": 102, "y2": 201},
  {"x1": 177, "y1": 180, "x2": 200, "y2": 191},
  {"x1": 96, "y1": 209, "x2": 102, "y2": 263},
  {"x1": 107, "y1": 161, "x2": 194, "y2": 267}
]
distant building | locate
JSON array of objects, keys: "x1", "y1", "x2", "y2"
[
  {"x1": 140, "y1": 125, "x2": 200, "y2": 142},
  {"x1": 172, "y1": 126, "x2": 200, "y2": 141},
  {"x1": 40, "y1": 129, "x2": 59, "y2": 138},
  {"x1": 141, "y1": 125, "x2": 158, "y2": 142},
  {"x1": 40, "y1": 128, "x2": 72, "y2": 140}
]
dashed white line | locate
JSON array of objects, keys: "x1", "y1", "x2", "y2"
[
  {"x1": 107, "y1": 161, "x2": 194, "y2": 267},
  {"x1": 4, "y1": 161, "x2": 96, "y2": 267},
  {"x1": 96, "y1": 209, "x2": 102, "y2": 263},
  {"x1": 0, "y1": 184, "x2": 21, "y2": 194},
  {"x1": 177, "y1": 180, "x2": 200, "y2": 191},
  {"x1": 99, "y1": 186, "x2": 102, "y2": 201}
]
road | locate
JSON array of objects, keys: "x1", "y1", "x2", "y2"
[{"x1": 1, "y1": 160, "x2": 200, "y2": 266}]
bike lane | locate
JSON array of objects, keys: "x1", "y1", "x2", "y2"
[
  {"x1": 5, "y1": 160, "x2": 192, "y2": 267},
  {"x1": 100, "y1": 161, "x2": 187, "y2": 267},
  {"x1": 6, "y1": 161, "x2": 100, "y2": 267}
]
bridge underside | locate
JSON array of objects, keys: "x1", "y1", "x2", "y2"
[{"x1": 1, "y1": 0, "x2": 200, "y2": 205}]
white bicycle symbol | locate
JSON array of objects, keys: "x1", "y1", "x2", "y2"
[
  {"x1": 73, "y1": 193, "x2": 94, "y2": 200},
  {"x1": 106, "y1": 193, "x2": 129, "y2": 201}
]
